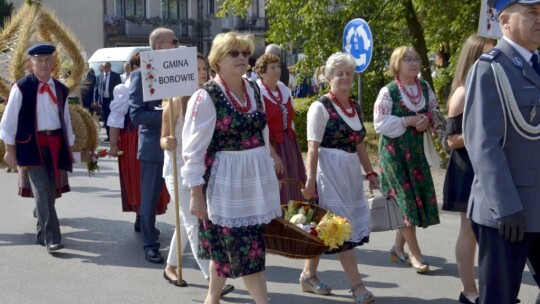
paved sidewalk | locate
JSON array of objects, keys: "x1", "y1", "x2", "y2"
[{"x1": 0, "y1": 141, "x2": 538, "y2": 304}]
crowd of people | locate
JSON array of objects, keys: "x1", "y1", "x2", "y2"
[{"x1": 1, "y1": 0, "x2": 540, "y2": 303}]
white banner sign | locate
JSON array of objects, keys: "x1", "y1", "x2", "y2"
[
  {"x1": 478, "y1": 0, "x2": 502, "y2": 39},
  {"x1": 140, "y1": 47, "x2": 199, "y2": 101}
]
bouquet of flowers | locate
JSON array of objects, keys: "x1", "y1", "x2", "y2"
[
  {"x1": 87, "y1": 149, "x2": 108, "y2": 176},
  {"x1": 284, "y1": 200, "x2": 352, "y2": 249}
]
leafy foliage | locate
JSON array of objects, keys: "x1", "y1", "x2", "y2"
[{"x1": 219, "y1": 0, "x2": 481, "y2": 115}]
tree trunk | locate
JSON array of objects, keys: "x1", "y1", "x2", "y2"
[{"x1": 401, "y1": 0, "x2": 433, "y2": 89}]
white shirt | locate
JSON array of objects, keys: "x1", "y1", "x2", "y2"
[
  {"x1": 307, "y1": 100, "x2": 362, "y2": 143},
  {"x1": 107, "y1": 78, "x2": 131, "y2": 128},
  {"x1": 503, "y1": 35, "x2": 537, "y2": 64},
  {"x1": 181, "y1": 80, "x2": 270, "y2": 188},
  {"x1": 102, "y1": 73, "x2": 110, "y2": 98},
  {"x1": 0, "y1": 77, "x2": 75, "y2": 146},
  {"x1": 373, "y1": 82, "x2": 438, "y2": 138}
]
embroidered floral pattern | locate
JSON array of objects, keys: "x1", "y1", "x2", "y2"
[
  {"x1": 378, "y1": 81, "x2": 440, "y2": 228},
  {"x1": 318, "y1": 96, "x2": 365, "y2": 153},
  {"x1": 198, "y1": 220, "x2": 266, "y2": 278},
  {"x1": 196, "y1": 80, "x2": 268, "y2": 278},
  {"x1": 201, "y1": 80, "x2": 266, "y2": 183}
]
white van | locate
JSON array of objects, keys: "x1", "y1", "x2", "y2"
[{"x1": 87, "y1": 46, "x2": 151, "y2": 75}]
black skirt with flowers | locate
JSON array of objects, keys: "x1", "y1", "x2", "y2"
[{"x1": 198, "y1": 219, "x2": 266, "y2": 278}]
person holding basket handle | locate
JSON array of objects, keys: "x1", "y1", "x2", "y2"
[
  {"x1": 302, "y1": 52, "x2": 379, "y2": 304},
  {"x1": 181, "y1": 32, "x2": 282, "y2": 304}
]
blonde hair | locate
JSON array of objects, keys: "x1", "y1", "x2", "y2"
[
  {"x1": 388, "y1": 46, "x2": 417, "y2": 77},
  {"x1": 207, "y1": 32, "x2": 255, "y2": 72},
  {"x1": 450, "y1": 34, "x2": 494, "y2": 96}
]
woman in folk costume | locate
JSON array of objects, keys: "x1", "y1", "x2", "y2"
[
  {"x1": 373, "y1": 46, "x2": 441, "y2": 274},
  {"x1": 302, "y1": 52, "x2": 380, "y2": 304},
  {"x1": 254, "y1": 53, "x2": 306, "y2": 204},
  {"x1": 181, "y1": 32, "x2": 282, "y2": 304}
]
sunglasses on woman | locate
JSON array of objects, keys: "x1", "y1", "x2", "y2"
[{"x1": 227, "y1": 50, "x2": 251, "y2": 58}]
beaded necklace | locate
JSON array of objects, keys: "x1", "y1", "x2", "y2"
[
  {"x1": 261, "y1": 80, "x2": 283, "y2": 104},
  {"x1": 395, "y1": 76, "x2": 423, "y2": 105},
  {"x1": 328, "y1": 90, "x2": 356, "y2": 118},
  {"x1": 218, "y1": 75, "x2": 251, "y2": 112}
]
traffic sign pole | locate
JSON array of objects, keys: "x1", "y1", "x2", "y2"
[{"x1": 343, "y1": 18, "x2": 373, "y2": 110}]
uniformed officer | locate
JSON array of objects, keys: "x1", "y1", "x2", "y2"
[{"x1": 463, "y1": 1, "x2": 540, "y2": 303}]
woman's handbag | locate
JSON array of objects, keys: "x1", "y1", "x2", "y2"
[
  {"x1": 423, "y1": 130, "x2": 442, "y2": 168},
  {"x1": 368, "y1": 189, "x2": 405, "y2": 232}
]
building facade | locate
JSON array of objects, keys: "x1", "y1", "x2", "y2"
[{"x1": 10, "y1": 0, "x2": 268, "y2": 59}]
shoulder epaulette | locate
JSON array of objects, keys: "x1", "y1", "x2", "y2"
[{"x1": 479, "y1": 48, "x2": 501, "y2": 62}]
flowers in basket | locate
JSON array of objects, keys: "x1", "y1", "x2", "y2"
[
  {"x1": 284, "y1": 200, "x2": 353, "y2": 249},
  {"x1": 87, "y1": 149, "x2": 108, "y2": 176}
]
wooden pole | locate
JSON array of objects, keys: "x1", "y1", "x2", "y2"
[{"x1": 168, "y1": 98, "x2": 186, "y2": 287}]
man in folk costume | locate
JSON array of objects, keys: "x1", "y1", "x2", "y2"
[
  {"x1": 464, "y1": 1, "x2": 540, "y2": 303},
  {"x1": 0, "y1": 42, "x2": 75, "y2": 254}
]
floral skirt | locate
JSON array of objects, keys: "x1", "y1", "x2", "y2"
[{"x1": 198, "y1": 219, "x2": 265, "y2": 278}]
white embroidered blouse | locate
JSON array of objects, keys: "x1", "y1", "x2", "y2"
[{"x1": 373, "y1": 81, "x2": 438, "y2": 138}]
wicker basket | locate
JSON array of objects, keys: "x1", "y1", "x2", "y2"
[{"x1": 264, "y1": 179, "x2": 329, "y2": 259}]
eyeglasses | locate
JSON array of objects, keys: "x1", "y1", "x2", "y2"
[
  {"x1": 227, "y1": 50, "x2": 251, "y2": 58},
  {"x1": 402, "y1": 57, "x2": 422, "y2": 64},
  {"x1": 171, "y1": 39, "x2": 179, "y2": 45},
  {"x1": 101, "y1": 65, "x2": 111, "y2": 68}
]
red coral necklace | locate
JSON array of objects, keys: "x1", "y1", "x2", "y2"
[
  {"x1": 395, "y1": 77, "x2": 423, "y2": 105},
  {"x1": 261, "y1": 80, "x2": 283, "y2": 104},
  {"x1": 328, "y1": 90, "x2": 356, "y2": 118},
  {"x1": 218, "y1": 75, "x2": 251, "y2": 112}
]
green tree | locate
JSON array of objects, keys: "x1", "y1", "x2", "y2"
[
  {"x1": 0, "y1": 0, "x2": 14, "y2": 29},
  {"x1": 218, "y1": 0, "x2": 481, "y2": 119}
]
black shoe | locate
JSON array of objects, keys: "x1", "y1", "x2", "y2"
[
  {"x1": 458, "y1": 293, "x2": 478, "y2": 304},
  {"x1": 47, "y1": 243, "x2": 64, "y2": 253},
  {"x1": 145, "y1": 249, "x2": 164, "y2": 263},
  {"x1": 163, "y1": 270, "x2": 187, "y2": 287},
  {"x1": 220, "y1": 284, "x2": 235, "y2": 298},
  {"x1": 35, "y1": 239, "x2": 45, "y2": 246},
  {"x1": 134, "y1": 215, "x2": 141, "y2": 232}
]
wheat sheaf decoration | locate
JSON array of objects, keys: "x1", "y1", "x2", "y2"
[{"x1": 0, "y1": 0, "x2": 85, "y2": 98}]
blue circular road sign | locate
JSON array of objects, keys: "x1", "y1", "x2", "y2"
[{"x1": 343, "y1": 18, "x2": 373, "y2": 73}]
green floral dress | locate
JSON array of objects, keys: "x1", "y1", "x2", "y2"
[{"x1": 378, "y1": 81, "x2": 440, "y2": 228}]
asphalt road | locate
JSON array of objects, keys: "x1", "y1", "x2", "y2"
[{"x1": 0, "y1": 139, "x2": 538, "y2": 304}]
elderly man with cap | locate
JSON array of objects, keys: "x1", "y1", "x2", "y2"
[
  {"x1": 463, "y1": 1, "x2": 540, "y2": 303},
  {"x1": 0, "y1": 42, "x2": 75, "y2": 254}
]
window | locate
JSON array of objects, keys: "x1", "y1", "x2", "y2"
[
  {"x1": 162, "y1": 0, "x2": 187, "y2": 19},
  {"x1": 250, "y1": 0, "x2": 259, "y2": 18},
  {"x1": 116, "y1": 0, "x2": 146, "y2": 18},
  {"x1": 208, "y1": 0, "x2": 215, "y2": 15}
]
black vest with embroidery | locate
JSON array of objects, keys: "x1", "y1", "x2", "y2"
[
  {"x1": 15, "y1": 74, "x2": 73, "y2": 171},
  {"x1": 319, "y1": 96, "x2": 365, "y2": 153},
  {"x1": 200, "y1": 80, "x2": 267, "y2": 183}
]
